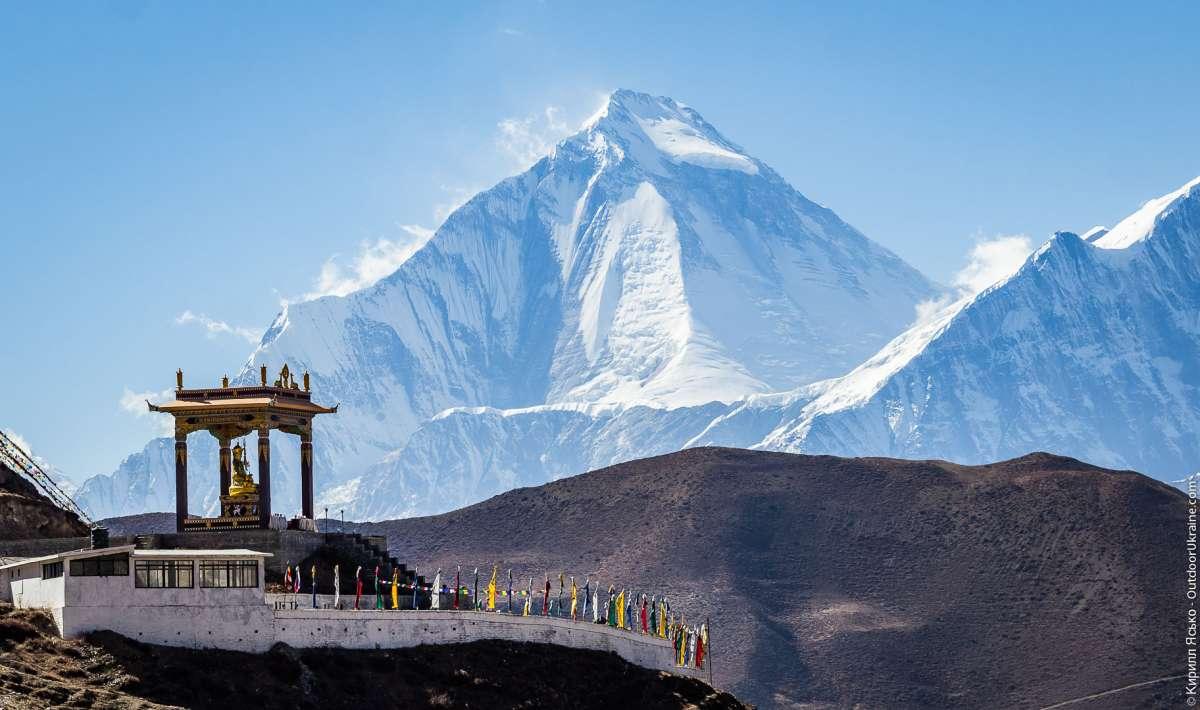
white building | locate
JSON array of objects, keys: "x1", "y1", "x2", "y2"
[
  {"x1": 0, "y1": 545, "x2": 273, "y2": 649},
  {"x1": 0, "y1": 545, "x2": 695, "y2": 675}
]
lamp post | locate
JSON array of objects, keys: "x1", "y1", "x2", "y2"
[{"x1": 340, "y1": 509, "x2": 344, "y2": 535}]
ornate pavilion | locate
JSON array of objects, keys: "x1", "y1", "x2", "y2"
[{"x1": 148, "y1": 365, "x2": 337, "y2": 532}]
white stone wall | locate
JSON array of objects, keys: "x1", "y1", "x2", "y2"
[
  {"x1": 272, "y1": 609, "x2": 691, "y2": 675},
  {"x1": 59, "y1": 556, "x2": 274, "y2": 651},
  {"x1": 5, "y1": 561, "x2": 64, "y2": 611}
]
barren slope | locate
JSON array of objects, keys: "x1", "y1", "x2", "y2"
[{"x1": 353, "y1": 448, "x2": 1183, "y2": 709}]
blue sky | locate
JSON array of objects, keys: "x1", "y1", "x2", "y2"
[{"x1": 2, "y1": 2, "x2": 1197, "y2": 481}]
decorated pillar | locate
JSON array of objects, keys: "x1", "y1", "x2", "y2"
[
  {"x1": 174, "y1": 429, "x2": 188, "y2": 532},
  {"x1": 300, "y1": 428, "x2": 314, "y2": 520},
  {"x1": 258, "y1": 425, "x2": 272, "y2": 528},
  {"x1": 218, "y1": 436, "x2": 232, "y2": 498}
]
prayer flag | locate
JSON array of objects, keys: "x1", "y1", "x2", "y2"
[
  {"x1": 487, "y1": 565, "x2": 497, "y2": 611},
  {"x1": 333, "y1": 565, "x2": 340, "y2": 608},
  {"x1": 391, "y1": 567, "x2": 399, "y2": 610},
  {"x1": 311, "y1": 565, "x2": 317, "y2": 609},
  {"x1": 431, "y1": 569, "x2": 442, "y2": 610},
  {"x1": 354, "y1": 566, "x2": 362, "y2": 610},
  {"x1": 569, "y1": 576, "x2": 578, "y2": 620},
  {"x1": 374, "y1": 565, "x2": 383, "y2": 610}
]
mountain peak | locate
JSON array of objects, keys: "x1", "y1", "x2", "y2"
[
  {"x1": 1094, "y1": 174, "x2": 1200, "y2": 249},
  {"x1": 583, "y1": 89, "x2": 759, "y2": 174}
]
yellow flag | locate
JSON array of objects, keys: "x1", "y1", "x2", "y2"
[
  {"x1": 391, "y1": 569, "x2": 399, "y2": 610},
  {"x1": 487, "y1": 565, "x2": 497, "y2": 611}
]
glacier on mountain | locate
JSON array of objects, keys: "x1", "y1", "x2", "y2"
[
  {"x1": 74, "y1": 90, "x2": 1199, "y2": 523},
  {"x1": 348, "y1": 175, "x2": 1200, "y2": 519},
  {"x1": 76, "y1": 89, "x2": 938, "y2": 521}
]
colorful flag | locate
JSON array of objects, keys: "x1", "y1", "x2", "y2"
[
  {"x1": 640, "y1": 595, "x2": 648, "y2": 633},
  {"x1": 607, "y1": 586, "x2": 616, "y2": 626},
  {"x1": 473, "y1": 568, "x2": 479, "y2": 611},
  {"x1": 311, "y1": 565, "x2": 317, "y2": 609},
  {"x1": 412, "y1": 566, "x2": 419, "y2": 609},
  {"x1": 523, "y1": 577, "x2": 533, "y2": 616},
  {"x1": 354, "y1": 566, "x2": 362, "y2": 610},
  {"x1": 333, "y1": 565, "x2": 340, "y2": 608},
  {"x1": 431, "y1": 569, "x2": 442, "y2": 610},
  {"x1": 569, "y1": 576, "x2": 578, "y2": 620},
  {"x1": 284, "y1": 563, "x2": 292, "y2": 592},
  {"x1": 581, "y1": 577, "x2": 590, "y2": 620},
  {"x1": 294, "y1": 565, "x2": 301, "y2": 594},
  {"x1": 487, "y1": 565, "x2": 497, "y2": 611},
  {"x1": 391, "y1": 567, "x2": 399, "y2": 610},
  {"x1": 557, "y1": 573, "x2": 564, "y2": 617},
  {"x1": 542, "y1": 575, "x2": 550, "y2": 616},
  {"x1": 374, "y1": 565, "x2": 383, "y2": 609}
]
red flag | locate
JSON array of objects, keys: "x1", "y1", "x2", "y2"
[
  {"x1": 542, "y1": 576, "x2": 550, "y2": 615},
  {"x1": 354, "y1": 566, "x2": 363, "y2": 610}
]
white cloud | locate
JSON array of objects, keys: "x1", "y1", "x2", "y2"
[
  {"x1": 499, "y1": 27, "x2": 523, "y2": 36},
  {"x1": 952, "y1": 234, "x2": 1034, "y2": 295},
  {"x1": 303, "y1": 229, "x2": 435, "y2": 301},
  {"x1": 175, "y1": 311, "x2": 262, "y2": 345},
  {"x1": 496, "y1": 106, "x2": 572, "y2": 169},
  {"x1": 911, "y1": 234, "x2": 1034, "y2": 327},
  {"x1": 119, "y1": 387, "x2": 176, "y2": 437}
]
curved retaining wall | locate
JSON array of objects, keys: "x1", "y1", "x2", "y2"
[{"x1": 272, "y1": 608, "x2": 690, "y2": 675}]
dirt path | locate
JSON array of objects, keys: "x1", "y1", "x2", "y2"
[{"x1": 1038, "y1": 673, "x2": 1184, "y2": 709}]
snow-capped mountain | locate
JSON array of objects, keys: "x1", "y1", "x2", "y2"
[
  {"x1": 747, "y1": 176, "x2": 1200, "y2": 471},
  {"x1": 350, "y1": 175, "x2": 1200, "y2": 520},
  {"x1": 76, "y1": 89, "x2": 939, "y2": 520}
]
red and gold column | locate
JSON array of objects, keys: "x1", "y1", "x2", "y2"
[
  {"x1": 218, "y1": 436, "x2": 232, "y2": 498},
  {"x1": 257, "y1": 426, "x2": 271, "y2": 528},
  {"x1": 300, "y1": 428, "x2": 314, "y2": 520},
  {"x1": 174, "y1": 429, "x2": 188, "y2": 532}
]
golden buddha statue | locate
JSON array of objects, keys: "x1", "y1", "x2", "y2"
[{"x1": 227, "y1": 442, "x2": 258, "y2": 498}]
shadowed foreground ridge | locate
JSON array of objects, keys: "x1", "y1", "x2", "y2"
[
  {"x1": 351, "y1": 448, "x2": 1184, "y2": 709},
  {"x1": 0, "y1": 605, "x2": 745, "y2": 709}
]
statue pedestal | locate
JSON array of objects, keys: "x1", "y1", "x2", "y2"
[{"x1": 220, "y1": 492, "x2": 260, "y2": 520}]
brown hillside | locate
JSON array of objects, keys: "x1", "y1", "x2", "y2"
[
  {"x1": 0, "y1": 460, "x2": 89, "y2": 540},
  {"x1": 349, "y1": 448, "x2": 1185, "y2": 709}
]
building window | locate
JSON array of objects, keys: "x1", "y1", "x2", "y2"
[
  {"x1": 41, "y1": 562, "x2": 63, "y2": 579},
  {"x1": 134, "y1": 560, "x2": 194, "y2": 588},
  {"x1": 69, "y1": 555, "x2": 129, "y2": 577},
  {"x1": 199, "y1": 560, "x2": 259, "y2": 588}
]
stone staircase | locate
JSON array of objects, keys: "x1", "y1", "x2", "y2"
[{"x1": 327, "y1": 533, "x2": 424, "y2": 590}]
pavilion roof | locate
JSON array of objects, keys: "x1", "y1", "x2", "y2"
[{"x1": 148, "y1": 388, "x2": 337, "y2": 416}]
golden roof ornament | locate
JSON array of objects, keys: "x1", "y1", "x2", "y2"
[{"x1": 176, "y1": 368, "x2": 183, "y2": 391}]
